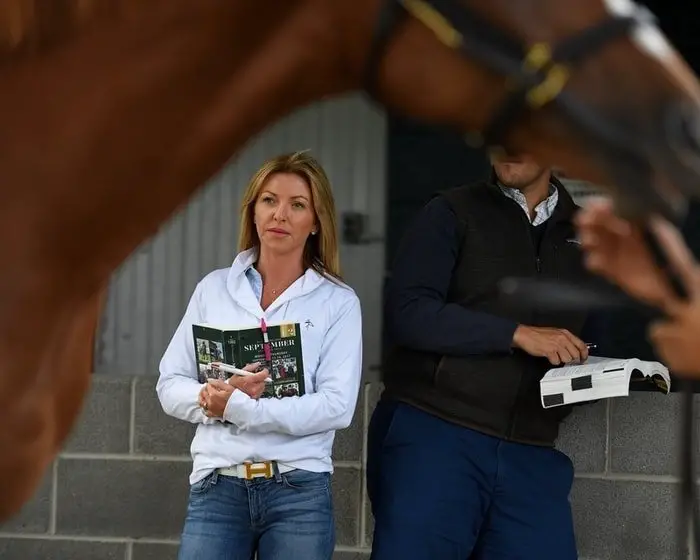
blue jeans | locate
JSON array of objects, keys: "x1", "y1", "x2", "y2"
[
  {"x1": 367, "y1": 399, "x2": 577, "y2": 560},
  {"x1": 177, "y1": 468, "x2": 335, "y2": 560}
]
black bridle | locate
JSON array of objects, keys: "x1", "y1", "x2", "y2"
[
  {"x1": 363, "y1": 1, "x2": 698, "y2": 558},
  {"x1": 365, "y1": 0, "x2": 636, "y2": 147},
  {"x1": 364, "y1": 0, "x2": 689, "y2": 221}
]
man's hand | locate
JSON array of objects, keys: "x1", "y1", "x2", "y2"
[
  {"x1": 512, "y1": 325, "x2": 589, "y2": 365},
  {"x1": 577, "y1": 202, "x2": 700, "y2": 377},
  {"x1": 574, "y1": 198, "x2": 677, "y2": 308},
  {"x1": 649, "y1": 302, "x2": 700, "y2": 376},
  {"x1": 643, "y1": 217, "x2": 700, "y2": 377}
]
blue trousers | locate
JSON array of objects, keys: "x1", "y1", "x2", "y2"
[
  {"x1": 367, "y1": 399, "x2": 577, "y2": 560},
  {"x1": 177, "y1": 468, "x2": 335, "y2": 560}
]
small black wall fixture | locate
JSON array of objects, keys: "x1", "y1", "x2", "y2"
[{"x1": 342, "y1": 211, "x2": 384, "y2": 245}]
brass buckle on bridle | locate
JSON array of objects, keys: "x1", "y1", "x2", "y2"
[
  {"x1": 521, "y1": 43, "x2": 570, "y2": 109},
  {"x1": 477, "y1": 42, "x2": 571, "y2": 155}
]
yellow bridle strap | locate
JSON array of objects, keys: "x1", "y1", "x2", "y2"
[
  {"x1": 402, "y1": 0, "x2": 463, "y2": 49},
  {"x1": 401, "y1": 1, "x2": 571, "y2": 109}
]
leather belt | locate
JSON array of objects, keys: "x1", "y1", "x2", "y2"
[{"x1": 216, "y1": 460, "x2": 295, "y2": 480}]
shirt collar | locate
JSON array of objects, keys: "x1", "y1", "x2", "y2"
[{"x1": 497, "y1": 181, "x2": 559, "y2": 226}]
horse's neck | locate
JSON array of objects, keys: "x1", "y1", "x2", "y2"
[
  {"x1": 0, "y1": 0, "x2": 502, "y2": 304},
  {"x1": 0, "y1": 0, "x2": 355, "y2": 299}
]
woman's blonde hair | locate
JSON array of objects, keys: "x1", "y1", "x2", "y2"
[{"x1": 238, "y1": 150, "x2": 342, "y2": 280}]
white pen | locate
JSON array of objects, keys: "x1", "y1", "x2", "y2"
[{"x1": 210, "y1": 362, "x2": 273, "y2": 383}]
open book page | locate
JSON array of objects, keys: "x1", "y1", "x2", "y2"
[
  {"x1": 632, "y1": 362, "x2": 671, "y2": 394},
  {"x1": 541, "y1": 356, "x2": 630, "y2": 380},
  {"x1": 540, "y1": 356, "x2": 671, "y2": 408}
]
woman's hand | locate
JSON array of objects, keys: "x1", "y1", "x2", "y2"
[
  {"x1": 201, "y1": 380, "x2": 235, "y2": 418},
  {"x1": 198, "y1": 383, "x2": 225, "y2": 417},
  {"x1": 199, "y1": 363, "x2": 270, "y2": 417},
  {"x1": 198, "y1": 384, "x2": 212, "y2": 415},
  {"x1": 227, "y1": 363, "x2": 270, "y2": 399}
]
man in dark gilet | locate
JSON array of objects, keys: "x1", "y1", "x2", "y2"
[{"x1": 368, "y1": 152, "x2": 596, "y2": 560}]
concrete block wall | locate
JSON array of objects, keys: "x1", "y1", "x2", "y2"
[
  {"x1": 558, "y1": 391, "x2": 692, "y2": 560},
  {"x1": 0, "y1": 375, "x2": 694, "y2": 560},
  {"x1": 0, "y1": 376, "x2": 375, "y2": 560}
]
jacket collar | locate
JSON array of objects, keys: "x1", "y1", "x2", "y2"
[{"x1": 225, "y1": 247, "x2": 326, "y2": 317}]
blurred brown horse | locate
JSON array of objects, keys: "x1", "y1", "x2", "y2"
[{"x1": 2, "y1": 0, "x2": 700, "y2": 520}]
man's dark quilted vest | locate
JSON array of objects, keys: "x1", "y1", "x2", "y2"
[{"x1": 382, "y1": 180, "x2": 590, "y2": 447}]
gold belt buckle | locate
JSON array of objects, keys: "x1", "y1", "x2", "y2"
[{"x1": 243, "y1": 461, "x2": 273, "y2": 480}]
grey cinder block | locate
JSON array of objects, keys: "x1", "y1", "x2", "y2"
[
  {"x1": 0, "y1": 465, "x2": 52, "y2": 533},
  {"x1": 132, "y1": 542, "x2": 180, "y2": 560},
  {"x1": 333, "y1": 552, "x2": 371, "y2": 560},
  {"x1": 55, "y1": 458, "x2": 191, "y2": 538},
  {"x1": 333, "y1": 385, "x2": 364, "y2": 463},
  {"x1": 556, "y1": 401, "x2": 607, "y2": 473},
  {"x1": 363, "y1": 482, "x2": 374, "y2": 548},
  {"x1": 571, "y1": 478, "x2": 680, "y2": 559},
  {"x1": 133, "y1": 376, "x2": 195, "y2": 456},
  {"x1": 0, "y1": 538, "x2": 125, "y2": 560},
  {"x1": 366, "y1": 382, "x2": 384, "y2": 415},
  {"x1": 63, "y1": 376, "x2": 132, "y2": 453},
  {"x1": 332, "y1": 468, "x2": 362, "y2": 547},
  {"x1": 609, "y1": 393, "x2": 682, "y2": 475}
]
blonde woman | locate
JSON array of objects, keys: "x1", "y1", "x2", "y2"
[{"x1": 157, "y1": 151, "x2": 363, "y2": 560}]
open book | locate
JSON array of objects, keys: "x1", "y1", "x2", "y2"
[
  {"x1": 192, "y1": 322, "x2": 305, "y2": 399},
  {"x1": 540, "y1": 356, "x2": 671, "y2": 409}
]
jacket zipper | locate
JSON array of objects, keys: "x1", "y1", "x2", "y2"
[{"x1": 506, "y1": 209, "x2": 544, "y2": 439}]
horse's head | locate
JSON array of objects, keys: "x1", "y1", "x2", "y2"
[{"x1": 347, "y1": 0, "x2": 700, "y2": 224}]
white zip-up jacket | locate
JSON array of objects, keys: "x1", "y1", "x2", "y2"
[{"x1": 156, "y1": 248, "x2": 363, "y2": 484}]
